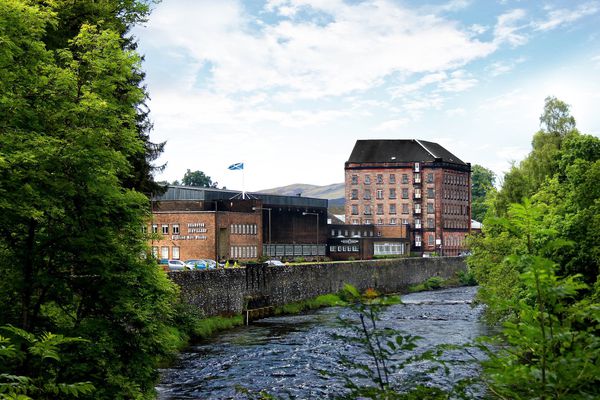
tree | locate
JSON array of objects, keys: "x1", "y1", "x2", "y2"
[
  {"x1": 494, "y1": 97, "x2": 579, "y2": 215},
  {"x1": 181, "y1": 169, "x2": 218, "y2": 188},
  {"x1": 0, "y1": 1, "x2": 180, "y2": 398},
  {"x1": 470, "y1": 164, "x2": 495, "y2": 222}
]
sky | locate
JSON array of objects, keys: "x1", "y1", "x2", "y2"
[{"x1": 132, "y1": 0, "x2": 600, "y2": 191}]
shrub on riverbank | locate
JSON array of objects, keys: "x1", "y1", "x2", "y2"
[{"x1": 273, "y1": 293, "x2": 346, "y2": 315}]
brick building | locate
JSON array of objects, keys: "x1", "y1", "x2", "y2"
[
  {"x1": 149, "y1": 186, "x2": 328, "y2": 262},
  {"x1": 345, "y1": 139, "x2": 471, "y2": 256}
]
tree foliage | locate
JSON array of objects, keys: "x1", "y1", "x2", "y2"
[
  {"x1": 0, "y1": 1, "x2": 181, "y2": 398},
  {"x1": 469, "y1": 97, "x2": 600, "y2": 398},
  {"x1": 470, "y1": 164, "x2": 495, "y2": 222},
  {"x1": 181, "y1": 169, "x2": 218, "y2": 188}
]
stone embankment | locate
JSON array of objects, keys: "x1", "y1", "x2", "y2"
[{"x1": 168, "y1": 257, "x2": 467, "y2": 317}]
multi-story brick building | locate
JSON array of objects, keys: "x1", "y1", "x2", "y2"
[
  {"x1": 149, "y1": 186, "x2": 328, "y2": 262},
  {"x1": 345, "y1": 139, "x2": 471, "y2": 256}
]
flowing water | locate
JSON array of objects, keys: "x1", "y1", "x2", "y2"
[{"x1": 157, "y1": 286, "x2": 487, "y2": 399}]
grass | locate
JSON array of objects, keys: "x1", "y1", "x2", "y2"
[
  {"x1": 273, "y1": 293, "x2": 347, "y2": 315},
  {"x1": 191, "y1": 315, "x2": 244, "y2": 340},
  {"x1": 408, "y1": 270, "x2": 478, "y2": 293}
]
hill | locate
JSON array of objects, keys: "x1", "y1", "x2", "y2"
[{"x1": 257, "y1": 183, "x2": 345, "y2": 213}]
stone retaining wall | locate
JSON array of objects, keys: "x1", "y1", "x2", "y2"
[{"x1": 167, "y1": 257, "x2": 467, "y2": 317}]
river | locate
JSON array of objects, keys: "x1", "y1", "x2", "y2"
[{"x1": 157, "y1": 286, "x2": 487, "y2": 399}]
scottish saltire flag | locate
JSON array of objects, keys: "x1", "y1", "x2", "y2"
[{"x1": 228, "y1": 162, "x2": 244, "y2": 170}]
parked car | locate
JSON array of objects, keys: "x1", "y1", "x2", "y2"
[
  {"x1": 264, "y1": 259, "x2": 286, "y2": 266},
  {"x1": 185, "y1": 259, "x2": 208, "y2": 270},
  {"x1": 167, "y1": 259, "x2": 190, "y2": 271}
]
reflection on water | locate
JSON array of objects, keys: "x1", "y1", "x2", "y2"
[{"x1": 157, "y1": 286, "x2": 486, "y2": 399}]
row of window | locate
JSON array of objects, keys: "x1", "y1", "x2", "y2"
[
  {"x1": 151, "y1": 224, "x2": 180, "y2": 235},
  {"x1": 351, "y1": 218, "x2": 410, "y2": 226},
  {"x1": 351, "y1": 202, "x2": 435, "y2": 215},
  {"x1": 444, "y1": 235, "x2": 466, "y2": 247},
  {"x1": 231, "y1": 245, "x2": 258, "y2": 259},
  {"x1": 443, "y1": 204, "x2": 467, "y2": 215},
  {"x1": 443, "y1": 220, "x2": 469, "y2": 229},
  {"x1": 374, "y1": 243, "x2": 406, "y2": 255},
  {"x1": 152, "y1": 246, "x2": 180, "y2": 260},
  {"x1": 443, "y1": 174, "x2": 468, "y2": 186},
  {"x1": 331, "y1": 229, "x2": 374, "y2": 237},
  {"x1": 230, "y1": 224, "x2": 258, "y2": 235},
  {"x1": 351, "y1": 187, "x2": 435, "y2": 200},
  {"x1": 330, "y1": 245, "x2": 360, "y2": 253},
  {"x1": 351, "y1": 172, "x2": 434, "y2": 185},
  {"x1": 443, "y1": 189, "x2": 468, "y2": 201}
]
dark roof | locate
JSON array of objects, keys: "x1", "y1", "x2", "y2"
[
  {"x1": 155, "y1": 186, "x2": 328, "y2": 208},
  {"x1": 347, "y1": 139, "x2": 466, "y2": 165}
]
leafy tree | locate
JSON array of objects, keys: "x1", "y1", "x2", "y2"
[
  {"x1": 0, "y1": 1, "x2": 180, "y2": 398},
  {"x1": 494, "y1": 97, "x2": 579, "y2": 215},
  {"x1": 470, "y1": 164, "x2": 495, "y2": 222},
  {"x1": 181, "y1": 169, "x2": 218, "y2": 188},
  {"x1": 0, "y1": 326, "x2": 94, "y2": 399}
]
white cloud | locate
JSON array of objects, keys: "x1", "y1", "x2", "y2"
[
  {"x1": 375, "y1": 118, "x2": 410, "y2": 131},
  {"x1": 593, "y1": 54, "x2": 600, "y2": 68},
  {"x1": 486, "y1": 57, "x2": 526, "y2": 76},
  {"x1": 438, "y1": 70, "x2": 478, "y2": 92},
  {"x1": 143, "y1": 0, "x2": 495, "y2": 100},
  {"x1": 494, "y1": 9, "x2": 529, "y2": 47},
  {"x1": 534, "y1": 2, "x2": 600, "y2": 31}
]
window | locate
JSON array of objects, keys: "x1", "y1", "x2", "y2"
[
  {"x1": 415, "y1": 204, "x2": 421, "y2": 214},
  {"x1": 364, "y1": 205, "x2": 372, "y2": 215},
  {"x1": 172, "y1": 224, "x2": 180, "y2": 235},
  {"x1": 427, "y1": 218, "x2": 434, "y2": 229},
  {"x1": 162, "y1": 224, "x2": 169, "y2": 235},
  {"x1": 376, "y1": 189, "x2": 383, "y2": 199},
  {"x1": 389, "y1": 174, "x2": 396, "y2": 184},
  {"x1": 414, "y1": 162, "x2": 420, "y2": 172},
  {"x1": 415, "y1": 218, "x2": 421, "y2": 229},
  {"x1": 389, "y1": 204, "x2": 396, "y2": 214},
  {"x1": 152, "y1": 224, "x2": 158, "y2": 234},
  {"x1": 402, "y1": 188, "x2": 409, "y2": 199},
  {"x1": 414, "y1": 173, "x2": 421, "y2": 183},
  {"x1": 364, "y1": 175, "x2": 371, "y2": 184},
  {"x1": 161, "y1": 246, "x2": 169, "y2": 259},
  {"x1": 427, "y1": 173, "x2": 434, "y2": 183},
  {"x1": 364, "y1": 189, "x2": 371, "y2": 200},
  {"x1": 415, "y1": 234, "x2": 422, "y2": 247},
  {"x1": 351, "y1": 175, "x2": 358, "y2": 184},
  {"x1": 427, "y1": 203, "x2": 434, "y2": 214},
  {"x1": 376, "y1": 174, "x2": 383, "y2": 184},
  {"x1": 428, "y1": 235, "x2": 435, "y2": 246},
  {"x1": 141, "y1": 225, "x2": 147, "y2": 234},
  {"x1": 427, "y1": 188, "x2": 434, "y2": 198},
  {"x1": 351, "y1": 189, "x2": 358, "y2": 200},
  {"x1": 365, "y1": 219, "x2": 372, "y2": 225},
  {"x1": 402, "y1": 174, "x2": 408, "y2": 184},
  {"x1": 414, "y1": 188, "x2": 421, "y2": 199},
  {"x1": 402, "y1": 203, "x2": 409, "y2": 214},
  {"x1": 377, "y1": 204, "x2": 384, "y2": 215},
  {"x1": 389, "y1": 188, "x2": 396, "y2": 199},
  {"x1": 151, "y1": 246, "x2": 159, "y2": 258},
  {"x1": 390, "y1": 218, "x2": 397, "y2": 225},
  {"x1": 352, "y1": 219, "x2": 359, "y2": 225},
  {"x1": 377, "y1": 218, "x2": 383, "y2": 225},
  {"x1": 172, "y1": 247, "x2": 180, "y2": 260},
  {"x1": 351, "y1": 204, "x2": 358, "y2": 215}
]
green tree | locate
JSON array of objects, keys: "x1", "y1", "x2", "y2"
[
  {"x1": 0, "y1": 1, "x2": 180, "y2": 398},
  {"x1": 494, "y1": 97, "x2": 579, "y2": 216},
  {"x1": 470, "y1": 164, "x2": 495, "y2": 222},
  {"x1": 181, "y1": 169, "x2": 218, "y2": 187}
]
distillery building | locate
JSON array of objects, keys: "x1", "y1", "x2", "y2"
[
  {"x1": 345, "y1": 139, "x2": 471, "y2": 256},
  {"x1": 150, "y1": 186, "x2": 328, "y2": 262}
]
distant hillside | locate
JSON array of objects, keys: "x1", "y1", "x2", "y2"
[
  {"x1": 257, "y1": 182, "x2": 344, "y2": 199},
  {"x1": 257, "y1": 182, "x2": 346, "y2": 213}
]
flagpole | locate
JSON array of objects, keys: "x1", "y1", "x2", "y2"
[{"x1": 242, "y1": 164, "x2": 245, "y2": 199}]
